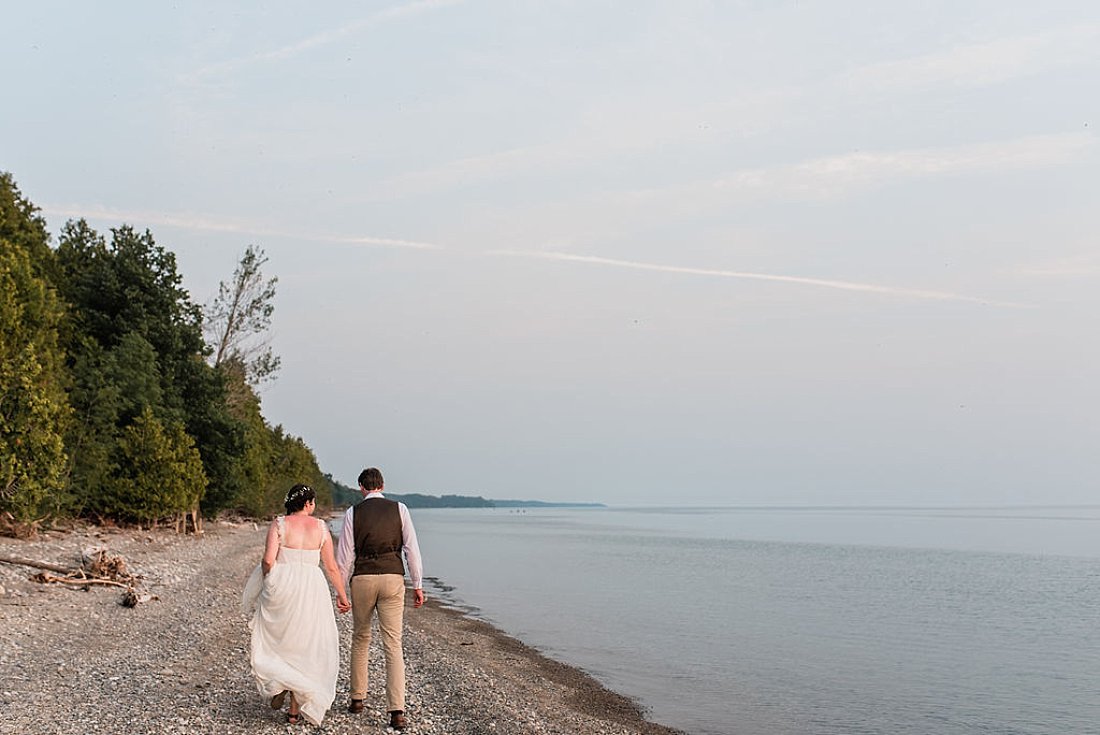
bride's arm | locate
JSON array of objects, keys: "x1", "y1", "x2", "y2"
[
  {"x1": 320, "y1": 534, "x2": 351, "y2": 613},
  {"x1": 261, "y1": 520, "x2": 280, "y2": 575}
]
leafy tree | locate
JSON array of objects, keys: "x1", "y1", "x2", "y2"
[
  {"x1": 329, "y1": 474, "x2": 361, "y2": 506},
  {"x1": 0, "y1": 174, "x2": 71, "y2": 529},
  {"x1": 99, "y1": 406, "x2": 207, "y2": 525},
  {"x1": 267, "y1": 425, "x2": 330, "y2": 511},
  {"x1": 183, "y1": 359, "x2": 246, "y2": 516},
  {"x1": 64, "y1": 333, "x2": 163, "y2": 511},
  {"x1": 0, "y1": 172, "x2": 58, "y2": 282},
  {"x1": 1, "y1": 176, "x2": 332, "y2": 529},
  {"x1": 55, "y1": 221, "x2": 245, "y2": 517},
  {"x1": 204, "y1": 245, "x2": 280, "y2": 386}
]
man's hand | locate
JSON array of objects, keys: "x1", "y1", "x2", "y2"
[{"x1": 413, "y1": 589, "x2": 425, "y2": 608}]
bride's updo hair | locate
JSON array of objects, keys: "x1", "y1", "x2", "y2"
[{"x1": 284, "y1": 484, "x2": 315, "y2": 514}]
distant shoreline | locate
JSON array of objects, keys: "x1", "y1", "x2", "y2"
[{"x1": 346, "y1": 491, "x2": 607, "y2": 509}]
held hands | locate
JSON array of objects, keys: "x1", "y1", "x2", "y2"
[{"x1": 336, "y1": 597, "x2": 352, "y2": 614}]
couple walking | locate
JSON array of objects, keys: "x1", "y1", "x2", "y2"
[{"x1": 241, "y1": 468, "x2": 424, "y2": 729}]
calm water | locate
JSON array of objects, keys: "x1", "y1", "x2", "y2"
[{"x1": 401, "y1": 507, "x2": 1100, "y2": 735}]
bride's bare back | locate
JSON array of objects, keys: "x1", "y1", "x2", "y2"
[{"x1": 281, "y1": 514, "x2": 327, "y2": 549}]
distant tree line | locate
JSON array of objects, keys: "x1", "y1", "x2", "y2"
[
  {"x1": 328, "y1": 476, "x2": 493, "y2": 509},
  {"x1": 328, "y1": 477, "x2": 603, "y2": 510},
  {"x1": 389, "y1": 493, "x2": 495, "y2": 508},
  {"x1": 0, "y1": 172, "x2": 331, "y2": 535}
]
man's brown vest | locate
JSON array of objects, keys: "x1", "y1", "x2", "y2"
[{"x1": 352, "y1": 497, "x2": 406, "y2": 577}]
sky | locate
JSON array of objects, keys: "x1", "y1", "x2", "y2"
[{"x1": 3, "y1": 1, "x2": 1098, "y2": 506}]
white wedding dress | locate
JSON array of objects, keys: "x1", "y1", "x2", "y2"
[{"x1": 242, "y1": 516, "x2": 339, "y2": 726}]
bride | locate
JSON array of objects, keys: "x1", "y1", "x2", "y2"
[{"x1": 242, "y1": 484, "x2": 351, "y2": 725}]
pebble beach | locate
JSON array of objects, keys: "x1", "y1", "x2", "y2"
[{"x1": 0, "y1": 520, "x2": 683, "y2": 735}]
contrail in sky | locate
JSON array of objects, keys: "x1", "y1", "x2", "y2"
[
  {"x1": 42, "y1": 205, "x2": 442, "y2": 250},
  {"x1": 495, "y1": 250, "x2": 1027, "y2": 307}
]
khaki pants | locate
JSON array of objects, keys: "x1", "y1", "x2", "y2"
[{"x1": 349, "y1": 573, "x2": 406, "y2": 711}]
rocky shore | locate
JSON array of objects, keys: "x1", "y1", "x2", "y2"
[{"x1": 0, "y1": 521, "x2": 683, "y2": 735}]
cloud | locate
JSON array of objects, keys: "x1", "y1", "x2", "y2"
[
  {"x1": 459, "y1": 131, "x2": 1094, "y2": 249},
  {"x1": 1015, "y1": 256, "x2": 1100, "y2": 277},
  {"x1": 841, "y1": 24, "x2": 1100, "y2": 92},
  {"x1": 183, "y1": 0, "x2": 463, "y2": 82},
  {"x1": 41, "y1": 204, "x2": 442, "y2": 250},
  {"x1": 362, "y1": 89, "x2": 794, "y2": 201},
  {"x1": 722, "y1": 133, "x2": 1090, "y2": 196},
  {"x1": 360, "y1": 26, "x2": 1099, "y2": 201},
  {"x1": 607, "y1": 132, "x2": 1093, "y2": 211},
  {"x1": 493, "y1": 250, "x2": 1028, "y2": 307}
]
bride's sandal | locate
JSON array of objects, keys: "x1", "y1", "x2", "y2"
[{"x1": 286, "y1": 711, "x2": 301, "y2": 725}]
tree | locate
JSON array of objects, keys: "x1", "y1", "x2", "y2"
[
  {"x1": 215, "y1": 364, "x2": 330, "y2": 517},
  {"x1": 204, "y1": 245, "x2": 280, "y2": 387},
  {"x1": 63, "y1": 332, "x2": 164, "y2": 511},
  {"x1": 0, "y1": 174, "x2": 71, "y2": 530},
  {"x1": 55, "y1": 221, "x2": 245, "y2": 518},
  {"x1": 99, "y1": 406, "x2": 207, "y2": 526}
]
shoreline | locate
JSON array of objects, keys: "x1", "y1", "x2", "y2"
[{"x1": 0, "y1": 521, "x2": 683, "y2": 734}]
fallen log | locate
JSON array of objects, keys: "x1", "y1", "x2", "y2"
[{"x1": 0, "y1": 554, "x2": 75, "y2": 574}]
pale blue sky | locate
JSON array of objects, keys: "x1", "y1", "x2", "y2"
[{"x1": 3, "y1": 1, "x2": 1098, "y2": 505}]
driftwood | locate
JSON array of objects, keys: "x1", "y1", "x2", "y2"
[
  {"x1": 0, "y1": 548, "x2": 155, "y2": 606},
  {"x1": 31, "y1": 573, "x2": 132, "y2": 589},
  {"x1": 0, "y1": 554, "x2": 76, "y2": 574}
]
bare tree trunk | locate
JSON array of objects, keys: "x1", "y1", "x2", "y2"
[{"x1": 0, "y1": 554, "x2": 75, "y2": 574}]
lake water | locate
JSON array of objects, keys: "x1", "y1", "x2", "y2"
[{"x1": 381, "y1": 506, "x2": 1100, "y2": 735}]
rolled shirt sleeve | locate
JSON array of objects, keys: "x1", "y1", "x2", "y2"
[
  {"x1": 398, "y1": 502, "x2": 423, "y2": 590},
  {"x1": 335, "y1": 505, "x2": 356, "y2": 586}
]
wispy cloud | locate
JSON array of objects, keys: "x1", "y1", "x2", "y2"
[
  {"x1": 42, "y1": 204, "x2": 442, "y2": 250},
  {"x1": 494, "y1": 250, "x2": 1027, "y2": 307},
  {"x1": 1015, "y1": 255, "x2": 1100, "y2": 277},
  {"x1": 842, "y1": 24, "x2": 1100, "y2": 92},
  {"x1": 599, "y1": 132, "x2": 1093, "y2": 214},
  {"x1": 460, "y1": 132, "x2": 1094, "y2": 248},
  {"x1": 362, "y1": 25, "x2": 1099, "y2": 201},
  {"x1": 713, "y1": 133, "x2": 1091, "y2": 198},
  {"x1": 361, "y1": 89, "x2": 793, "y2": 201},
  {"x1": 183, "y1": 0, "x2": 462, "y2": 82}
]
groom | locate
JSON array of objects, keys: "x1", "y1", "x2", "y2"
[{"x1": 336, "y1": 467, "x2": 424, "y2": 731}]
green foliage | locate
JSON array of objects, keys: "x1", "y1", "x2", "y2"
[
  {"x1": 386, "y1": 493, "x2": 494, "y2": 508},
  {"x1": 329, "y1": 474, "x2": 361, "y2": 506},
  {"x1": 97, "y1": 406, "x2": 207, "y2": 524},
  {"x1": 0, "y1": 172, "x2": 57, "y2": 282},
  {"x1": 0, "y1": 174, "x2": 71, "y2": 526},
  {"x1": 64, "y1": 333, "x2": 166, "y2": 511},
  {"x1": 56, "y1": 221, "x2": 204, "y2": 365},
  {"x1": 0, "y1": 171, "x2": 334, "y2": 530},
  {"x1": 204, "y1": 350, "x2": 329, "y2": 518},
  {"x1": 55, "y1": 220, "x2": 248, "y2": 517},
  {"x1": 177, "y1": 354, "x2": 246, "y2": 516}
]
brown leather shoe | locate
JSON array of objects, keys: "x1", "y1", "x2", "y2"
[
  {"x1": 347, "y1": 699, "x2": 364, "y2": 714},
  {"x1": 388, "y1": 710, "x2": 408, "y2": 730}
]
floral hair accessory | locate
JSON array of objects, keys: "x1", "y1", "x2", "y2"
[{"x1": 285, "y1": 485, "x2": 312, "y2": 504}]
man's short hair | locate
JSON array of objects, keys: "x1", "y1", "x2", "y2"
[{"x1": 358, "y1": 467, "x2": 384, "y2": 492}]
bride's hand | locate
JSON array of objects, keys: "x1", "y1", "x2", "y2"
[{"x1": 336, "y1": 598, "x2": 351, "y2": 614}]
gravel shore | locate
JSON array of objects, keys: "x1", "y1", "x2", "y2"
[{"x1": 0, "y1": 521, "x2": 683, "y2": 735}]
